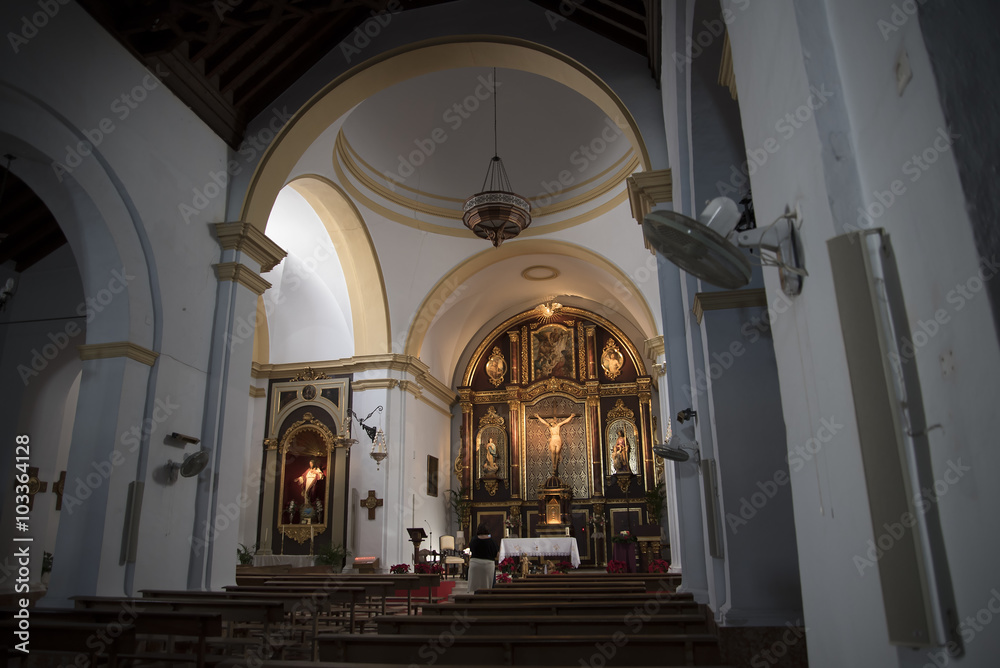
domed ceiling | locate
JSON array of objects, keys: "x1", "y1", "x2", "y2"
[{"x1": 336, "y1": 67, "x2": 639, "y2": 236}]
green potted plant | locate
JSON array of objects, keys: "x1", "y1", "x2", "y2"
[
  {"x1": 446, "y1": 486, "x2": 472, "y2": 535},
  {"x1": 314, "y1": 543, "x2": 352, "y2": 570},
  {"x1": 41, "y1": 551, "x2": 53, "y2": 586},
  {"x1": 645, "y1": 484, "x2": 666, "y2": 525},
  {"x1": 237, "y1": 543, "x2": 257, "y2": 566}
]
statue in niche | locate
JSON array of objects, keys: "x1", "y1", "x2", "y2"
[
  {"x1": 534, "y1": 413, "x2": 576, "y2": 476},
  {"x1": 612, "y1": 428, "x2": 631, "y2": 474},
  {"x1": 296, "y1": 459, "x2": 325, "y2": 505},
  {"x1": 479, "y1": 437, "x2": 499, "y2": 475}
]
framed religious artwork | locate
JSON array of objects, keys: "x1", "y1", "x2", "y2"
[
  {"x1": 277, "y1": 412, "x2": 335, "y2": 543},
  {"x1": 427, "y1": 455, "x2": 439, "y2": 497},
  {"x1": 606, "y1": 399, "x2": 639, "y2": 476},
  {"x1": 531, "y1": 323, "x2": 576, "y2": 381}
]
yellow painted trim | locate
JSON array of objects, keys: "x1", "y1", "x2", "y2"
[
  {"x1": 213, "y1": 222, "x2": 287, "y2": 272},
  {"x1": 239, "y1": 36, "x2": 652, "y2": 230},
  {"x1": 692, "y1": 289, "x2": 767, "y2": 324},
  {"x1": 252, "y1": 353, "x2": 457, "y2": 408},
  {"x1": 285, "y1": 175, "x2": 392, "y2": 356},
  {"x1": 78, "y1": 341, "x2": 158, "y2": 366},
  {"x1": 403, "y1": 239, "x2": 660, "y2": 359},
  {"x1": 215, "y1": 262, "x2": 272, "y2": 296},
  {"x1": 250, "y1": 386, "x2": 267, "y2": 398}
]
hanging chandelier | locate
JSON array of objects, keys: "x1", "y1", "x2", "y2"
[{"x1": 463, "y1": 68, "x2": 531, "y2": 248}]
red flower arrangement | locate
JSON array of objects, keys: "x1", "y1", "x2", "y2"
[
  {"x1": 389, "y1": 563, "x2": 410, "y2": 574},
  {"x1": 498, "y1": 557, "x2": 517, "y2": 574},
  {"x1": 648, "y1": 558, "x2": 671, "y2": 573},
  {"x1": 606, "y1": 559, "x2": 627, "y2": 574},
  {"x1": 552, "y1": 560, "x2": 574, "y2": 574},
  {"x1": 495, "y1": 572, "x2": 512, "y2": 584},
  {"x1": 415, "y1": 563, "x2": 444, "y2": 575}
]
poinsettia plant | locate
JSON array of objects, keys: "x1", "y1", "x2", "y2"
[
  {"x1": 415, "y1": 562, "x2": 444, "y2": 575},
  {"x1": 552, "y1": 560, "x2": 574, "y2": 574},
  {"x1": 606, "y1": 559, "x2": 627, "y2": 574},
  {"x1": 648, "y1": 558, "x2": 671, "y2": 573},
  {"x1": 611, "y1": 530, "x2": 638, "y2": 544},
  {"x1": 496, "y1": 572, "x2": 512, "y2": 584},
  {"x1": 389, "y1": 563, "x2": 410, "y2": 574},
  {"x1": 498, "y1": 557, "x2": 517, "y2": 574}
]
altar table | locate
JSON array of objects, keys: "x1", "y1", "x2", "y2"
[
  {"x1": 252, "y1": 554, "x2": 316, "y2": 568},
  {"x1": 498, "y1": 537, "x2": 581, "y2": 568}
]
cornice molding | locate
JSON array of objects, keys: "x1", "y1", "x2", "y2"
[
  {"x1": 693, "y1": 289, "x2": 767, "y2": 324},
  {"x1": 643, "y1": 335, "x2": 664, "y2": 362},
  {"x1": 626, "y1": 168, "x2": 673, "y2": 223},
  {"x1": 718, "y1": 32, "x2": 738, "y2": 101},
  {"x1": 78, "y1": 341, "x2": 158, "y2": 366},
  {"x1": 214, "y1": 262, "x2": 272, "y2": 296},
  {"x1": 213, "y1": 221, "x2": 287, "y2": 272},
  {"x1": 250, "y1": 386, "x2": 267, "y2": 398},
  {"x1": 252, "y1": 354, "x2": 458, "y2": 408}
]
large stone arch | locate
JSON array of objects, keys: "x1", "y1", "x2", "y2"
[
  {"x1": 405, "y1": 239, "x2": 661, "y2": 360},
  {"x1": 251, "y1": 175, "x2": 390, "y2": 363},
  {"x1": 238, "y1": 36, "x2": 654, "y2": 232}
]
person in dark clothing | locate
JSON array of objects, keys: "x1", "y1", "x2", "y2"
[{"x1": 466, "y1": 523, "x2": 499, "y2": 591}]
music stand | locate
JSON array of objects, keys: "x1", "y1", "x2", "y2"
[{"x1": 407, "y1": 527, "x2": 427, "y2": 567}]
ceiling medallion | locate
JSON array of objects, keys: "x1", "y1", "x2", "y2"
[
  {"x1": 463, "y1": 68, "x2": 531, "y2": 248},
  {"x1": 521, "y1": 265, "x2": 560, "y2": 281}
]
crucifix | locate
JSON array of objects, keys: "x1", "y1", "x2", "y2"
[
  {"x1": 360, "y1": 489, "x2": 383, "y2": 520},
  {"x1": 53, "y1": 471, "x2": 66, "y2": 510},
  {"x1": 534, "y1": 413, "x2": 576, "y2": 476},
  {"x1": 25, "y1": 467, "x2": 48, "y2": 511}
]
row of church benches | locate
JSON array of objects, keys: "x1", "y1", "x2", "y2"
[
  {"x1": 0, "y1": 572, "x2": 443, "y2": 667},
  {"x1": 311, "y1": 575, "x2": 731, "y2": 666}
]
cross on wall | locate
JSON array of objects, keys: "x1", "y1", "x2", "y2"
[{"x1": 361, "y1": 489, "x2": 383, "y2": 520}]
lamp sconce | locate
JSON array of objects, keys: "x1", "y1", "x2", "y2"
[
  {"x1": 349, "y1": 406, "x2": 386, "y2": 468},
  {"x1": 676, "y1": 408, "x2": 697, "y2": 424}
]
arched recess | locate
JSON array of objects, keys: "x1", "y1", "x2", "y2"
[
  {"x1": 405, "y1": 239, "x2": 660, "y2": 360},
  {"x1": 252, "y1": 175, "x2": 390, "y2": 364},
  {"x1": 239, "y1": 36, "x2": 653, "y2": 232}
]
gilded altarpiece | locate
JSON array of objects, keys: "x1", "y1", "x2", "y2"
[
  {"x1": 459, "y1": 306, "x2": 664, "y2": 566},
  {"x1": 257, "y1": 374, "x2": 352, "y2": 557}
]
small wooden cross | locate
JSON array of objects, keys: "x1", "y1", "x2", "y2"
[
  {"x1": 360, "y1": 489, "x2": 383, "y2": 520},
  {"x1": 26, "y1": 467, "x2": 47, "y2": 511},
  {"x1": 53, "y1": 471, "x2": 66, "y2": 511}
]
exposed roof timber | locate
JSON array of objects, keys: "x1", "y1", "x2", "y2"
[{"x1": 77, "y1": 0, "x2": 658, "y2": 148}]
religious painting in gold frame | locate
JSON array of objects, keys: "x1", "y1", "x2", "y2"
[
  {"x1": 530, "y1": 323, "x2": 576, "y2": 381},
  {"x1": 277, "y1": 412, "x2": 335, "y2": 543}
]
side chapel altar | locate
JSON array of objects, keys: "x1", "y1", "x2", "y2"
[{"x1": 454, "y1": 305, "x2": 667, "y2": 568}]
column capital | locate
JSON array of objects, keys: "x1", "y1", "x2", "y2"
[
  {"x1": 212, "y1": 221, "x2": 287, "y2": 272},
  {"x1": 214, "y1": 262, "x2": 272, "y2": 295},
  {"x1": 626, "y1": 169, "x2": 673, "y2": 223}
]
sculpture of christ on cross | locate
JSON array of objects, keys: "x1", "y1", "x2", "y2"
[{"x1": 534, "y1": 413, "x2": 576, "y2": 476}]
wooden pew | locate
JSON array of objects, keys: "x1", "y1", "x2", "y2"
[
  {"x1": 419, "y1": 599, "x2": 701, "y2": 618},
  {"x1": 450, "y1": 591, "x2": 694, "y2": 605},
  {"x1": 255, "y1": 575, "x2": 423, "y2": 615},
  {"x1": 0, "y1": 617, "x2": 136, "y2": 668},
  {"x1": 471, "y1": 584, "x2": 649, "y2": 595},
  {"x1": 315, "y1": 632, "x2": 724, "y2": 665},
  {"x1": 373, "y1": 611, "x2": 714, "y2": 636},
  {"x1": 219, "y1": 585, "x2": 366, "y2": 632},
  {"x1": 10, "y1": 607, "x2": 223, "y2": 668},
  {"x1": 72, "y1": 595, "x2": 288, "y2": 656},
  {"x1": 255, "y1": 572, "x2": 443, "y2": 604}
]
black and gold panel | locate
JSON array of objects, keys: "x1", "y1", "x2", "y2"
[{"x1": 459, "y1": 305, "x2": 659, "y2": 566}]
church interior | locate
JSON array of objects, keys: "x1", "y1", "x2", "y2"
[{"x1": 1, "y1": 0, "x2": 998, "y2": 666}]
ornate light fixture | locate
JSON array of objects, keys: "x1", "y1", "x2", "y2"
[
  {"x1": 463, "y1": 68, "x2": 531, "y2": 248},
  {"x1": 349, "y1": 406, "x2": 387, "y2": 468},
  {"x1": 534, "y1": 301, "x2": 563, "y2": 323}
]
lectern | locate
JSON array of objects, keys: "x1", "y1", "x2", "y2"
[{"x1": 406, "y1": 527, "x2": 427, "y2": 567}]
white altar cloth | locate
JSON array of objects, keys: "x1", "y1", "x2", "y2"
[
  {"x1": 252, "y1": 554, "x2": 315, "y2": 568},
  {"x1": 498, "y1": 537, "x2": 581, "y2": 568}
]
